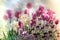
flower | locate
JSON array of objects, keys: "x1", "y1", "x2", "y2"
[
  {"x1": 33, "y1": 33, "x2": 40, "y2": 38},
  {"x1": 54, "y1": 19, "x2": 59, "y2": 25},
  {"x1": 7, "y1": 9, "x2": 12, "y2": 18},
  {"x1": 19, "y1": 13, "x2": 29, "y2": 25},
  {"x1": 15, "y1": 10, "x2": 21, "y2": 18},
  {"x1": 22, "y1": 31, "x2": 28, "y2": 37},
  {"x1": 12, "y1": 21, "x2": 18, "y2": 31},
  {"x1": 18, "y1": 28, "x2": 23, "y2": 35},
  {"x1": 3, "y1": 14, "x2": 8, "y2": 20},
  {"x1": 32, "y1": 13, "x2": 36, "y2": 19},
  {"x1": 26, "y1": 2, "x2": 32, "y2": 9},
  {"x1": 31, "y1": 19, "x2": 36, "y2": 26},
  {"x1": 24, "y1": 9, "x2": 29, "y2": 14},
  {"x1": 18, "y1": 21, "x2": 23, "y2": 28},
  {"x1": 38, "y1": 6, "x2": 44, "y2": 11},
  {"x1": 42, "y1": 13, "x2": 49, "y2": 20}
]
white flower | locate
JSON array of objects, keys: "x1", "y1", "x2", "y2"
[{"x1": 19, "y1": 13, "x2": 30, "y2": 25}]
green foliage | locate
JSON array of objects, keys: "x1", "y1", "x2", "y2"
[{"x1": 2, "y1": 29, "x2": 18, "y2": 40}]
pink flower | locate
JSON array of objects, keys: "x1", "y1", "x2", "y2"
[
  {"x1": 47, "y1": 9, "x2": 55, "y2": 21},
  {"x1": 43, "y1": 14, "x2": 49, "y2": 20},
  {"x1": 31, "y1": 19, "x2": 36, "y2": 26},
  {"x1": 26, "y1": 2, "x2": 32, "y2": 9},
  {"x1": 54, "y1": 19, "x2": 59, "y2": 25},
  {"x1": 32, "y1": 13, "x2": 36, "y2": 19},
  {"x1": 38, "y1": 6, "x2": 44, "y2": 11},
  {"x1": 24, "y1": 9, "x2": 29, "y2": 14},
  {"x1": 47, "y1": 9, "x2": 55, "y2": 17},
  {"x1": 7, "y1": 9, "x2": 12, "y2": 18},
  {"x1": 15, "y1": 10, "x2": 21, "y2": 18},
  {"x1": 18, "y1": 21, "x2": 23, "y2": 28},
  {"x1": 3, "y1": 14, "x2": 8, "y2": 20}
]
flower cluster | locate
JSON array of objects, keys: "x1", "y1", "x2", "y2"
[{"x1": 2, "y1": 2, "x2": 59, "y2": 40}]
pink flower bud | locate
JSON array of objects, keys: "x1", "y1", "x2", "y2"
[
  {"x1": 7, "y1": 9, "x2": 12, "y2": 18},
  {"x1": 32, "y1": 13, "x2": 36, "y2": 19},
  {"x1": 18, "y1": 21, "x2": 23, "y2": 28},
  {"x1": 15, "y1": 10, "x2": 21, "y2": 18},
  {"x1": 26, "y1": 2, "x2": 32, "y2": 9},
  {"x1": 55, "y1": 19, "x2": 59, "y2": 25},
  {"x1": 3, "y1": 14, "x2": 8, "y2": 20},
  {"x1": 47, "y1": 9, "x2": 55, "y2": 17},
  {"x1": 24, "y1": 9, "x2": 29, "y2": 14}
]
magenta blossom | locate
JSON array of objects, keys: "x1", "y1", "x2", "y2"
[
  {"x1": 31, "y1": 19, "x2": 36, "y2": 26},
  {"x1": 26, "y1": 2, "x2": 32, "y2": 9},
  {"x1": 15, "y1": 10, "x2": 21, "y2": 18},
  {"x1": 24, "y1": 9, "x2": 29, "y2": 14},
  {"x1": 54, "y1": 19, "x2": 59, "y2": 25},
  {"x1": 41, "y1": 13, "x2": 49, "y2": 20},
  {"x1": 39, "y1": 6, "x2": 44, "y2": 11},
  {"x1": 7, "y1": 9, "x2": 13, "y2": 18},
  {"x1": 47, "y1": 9, "x2": 55, "y2": 17},
  {"x1": 18, "y1": 21, "x2": 23, "y2": 28},
  {"x1": 32, "y1": 13, "x2": 36, "y2": 19}
]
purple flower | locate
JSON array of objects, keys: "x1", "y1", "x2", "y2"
[
  {"x1": 16, "y1": 35, "x2": 20, "y2": 40},
  {"x1": 18, "y1": 21, "x2": 23, "y2": 28},
  {"x1": 22, "y1": 31, "x2": 28, "y2": 37},
  {"x1": 18, "y1": 28, "x2": 23, "y2": 35}
]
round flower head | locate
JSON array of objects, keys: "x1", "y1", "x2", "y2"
[
  {"x1": 24, "y1": 9, "x2": 29, "y2": 14},
  {"x1": 26, "y1": 2, "x2": 32, "y2": 9},
  {"x1": 15, "y1": 10, "x2": 21, "y2": 18},
  {"x1": 7, "y1": 9, "x2": 13, "y2": 18},
  {"x1": 3, "y1": 14, "x2": 8, "y2": 20},
  {"x1": 54, "y1": 19, "x2": 59, "y2": 25},
  {"x1": 39, "y1": 5, "x2": 44, "y2": 11}
]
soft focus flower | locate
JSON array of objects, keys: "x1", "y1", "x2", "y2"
[
  {"x1": 22, "y1": 31, "x2": 28, "y2": 37},
  {"x1": 42, "y1": 13, "x2": 49, "y2": 20},
  {"x1": 12, "y1": 21, "x2": 18, "y2": 31},
  {"x1": 47, "y1": 9, "x2": 55, "y2": 19},
  {"x1": 54, "y1": 19, "x2": 59, "y2": 25},
  {"x1": 7, "y1": 9, "x2": 13, "y2": 18},
  {"x1": 32, "y1": 13, "x2": 36, "y2": 19},
  {"x1": 31, "y1": 19, "x2": 36, "y2": 26},
  {"x1": 3, "y1": 14, "x2": 8, "y2": 20},
  {"x1": 26, "y1": 2, "x2": 32, "y2": 9},
  {"x1": 24, "y1": 9, "x2": 29, "y2": 14},
  {"x1": 18, "y1": 21, "x2": 23, "y2": 28},
  {"x1": 18, "y1": 28, "x2": 23, "y2": 35},
  {"x1": 38, "y1": 6, "x2": 44, "y2": 11},
  {"x1": 15, "y1": 10, "x2": 21, "y2": 18},
  {"x1": 33, "y1": 33, "x2": 40, "y2": 38},
  {"x1": 19, "y1": 14, "x2": 29, "y2": 25}
]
